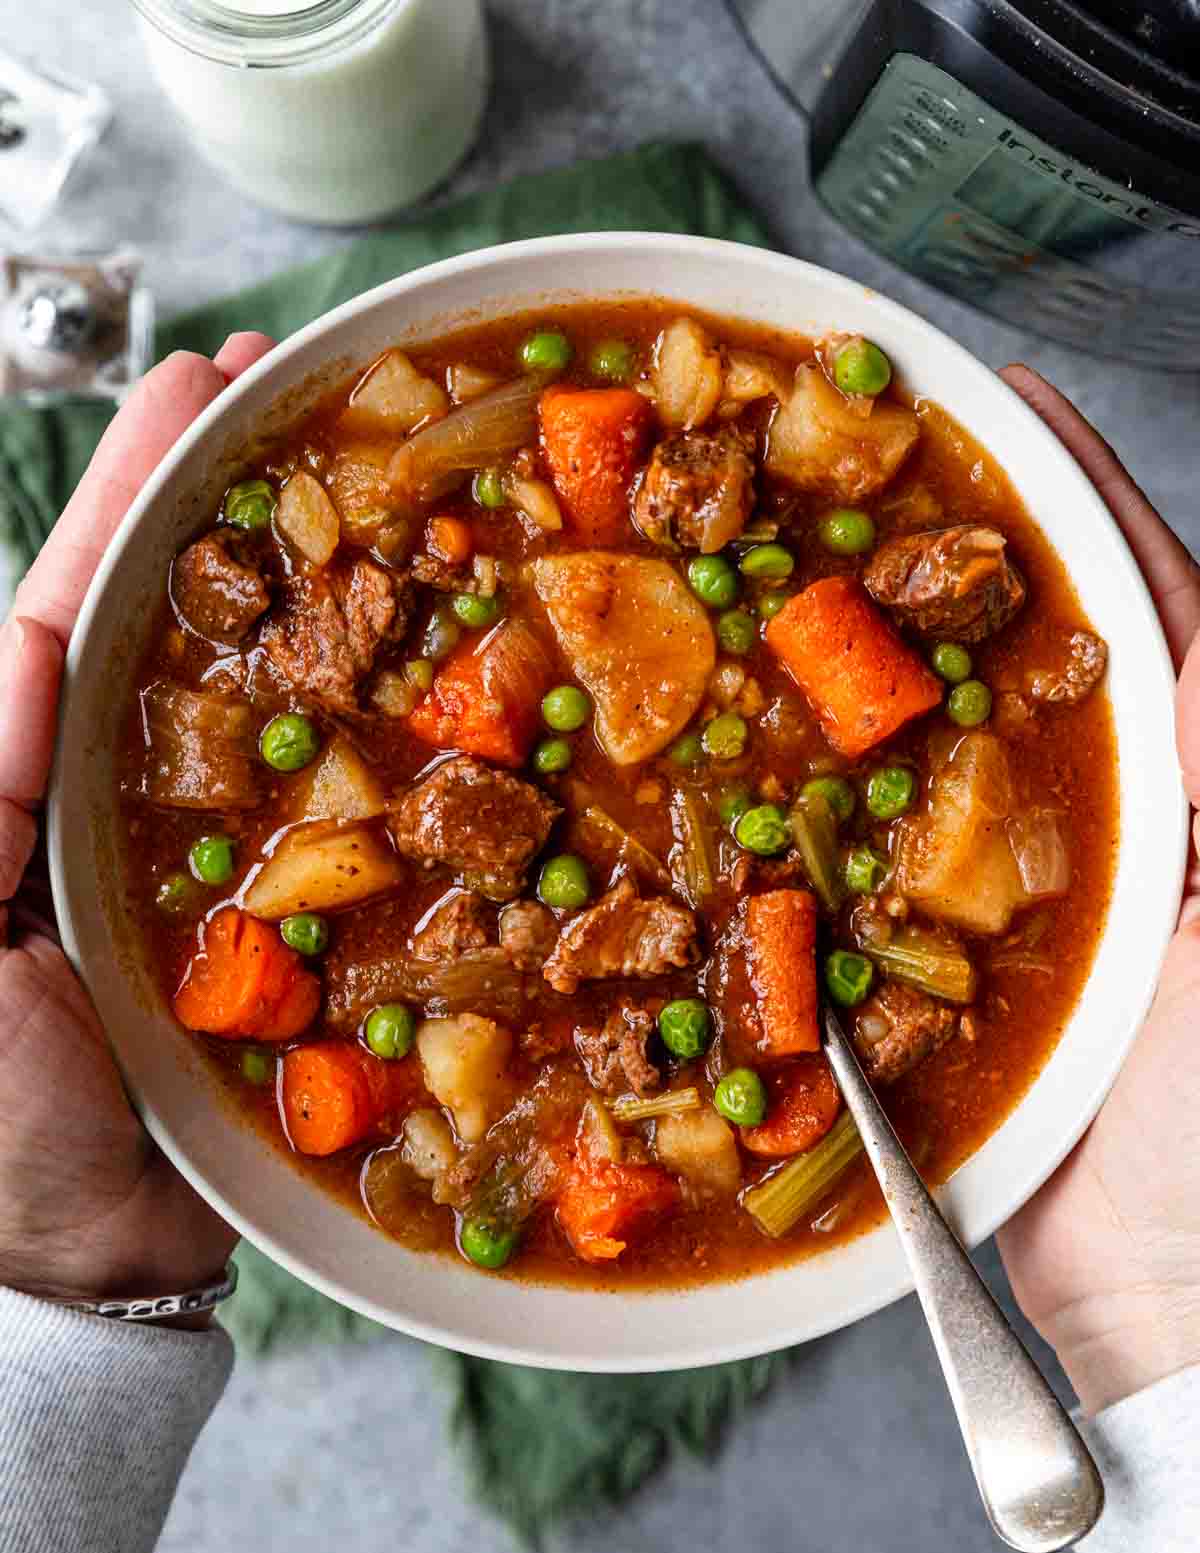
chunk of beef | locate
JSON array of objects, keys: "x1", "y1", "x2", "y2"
[
  {"x1": 139, "y1": 682, "x2": 261, "y2": 811},
  {"x1": 498, "y1": 900, "x2": 558, "y2": 972},
  {"x1": 542, "y1": 877, "x2": 700, "y2": 996},
  {"x1": 853, "y1": 981, "x2": 960, "y2": 1084},
  {"x1": 261, "y1": 557, "x2": 412, "y2": 714},
  {"x1": 634, "y1": 427, "x2": 756, "y2": 553},
  {"x1": 171, "y1": 530, "x2": 271, "y2": 645},
  {"x1": 574, "y1": 1005, "x2": 662, "y2": 1098},
  {"x1": 864, "y1": 525, "x2": 1026, "y2": 644},
  {"x1": 1025, "y1": 629, "x2": 1108, "y2": 705},
  {"x1": 387, "y1": 755, "x2": 560, "y2": 901},
  {"x1": 412, "y1": 552, "x2": 475, "y2": 594},
  {"x1": 519, "y1": 1021, "x2": 574, "y2": 1063},
  {"x1": 410, "y1": 891, "x2": 493, "y2": 958}
]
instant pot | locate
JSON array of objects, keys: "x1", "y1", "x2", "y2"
[{"x1": 731, "y1": 0, "x2": 1200, "y2": 366}]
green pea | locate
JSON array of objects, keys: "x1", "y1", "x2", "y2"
[
  {"x1": 364, "y1": 1003, "x2": 415, "y2": 1061},
  {"x1": 459, "y1": 1215, "x2": 520, "y2": 1270},
  {"x1": 701, "y1": 712, "x2": 748, "y2": 761},
  {"x1": 155, "y1": 871, "x2": 197, "y2": 915},
  {"x1": 734, "y1": 803, "x2": 790, "y2": 856},
  {"x1": 757, "y1": 590, "x2": 792, "y2": 620},
  {"x1": 833, "y1": 338, "x2": 892, "y2": 398},
  {"x1": 280, "y1": 913, "x2": 329, "y2": 957},
  {"x1": 825, "y1": 949, "x2": 875, "y2": 1007},
  {"x1": 451, "y1": 591, "x2": 501, "y2": 629},
  {"x1": 405, "y1": 658, "x2": 434, "y2": 692},
  {"x1": 717, "y1": 609, "x2": 757, "y2": 656},
  {"x1": 739, "y1": 543, "x2": 795, "y2": 580},
  {"x1": 658, "y1": 998, "x2": 712, "y2": 1060},
  {"x1": 818, "y1": 507, "x2": 876, "y2": 556},
  {"x1": 716, "y1": 785, "x2": 752, "y2": 826},
  {"x1": 189, "y1": 834, "x2": 235, "y2": 886},
  {"x1": 519, "y1": 330, "x2": 572, "y2": 374},
  {"x1": 668, "y1": 731, "x2": 705, "y2": 768},
  {"x1": 588, "y1": 338, "x2": 636, "y2": 384},
  {"x1": 866, "y1": 765, "x2": 916, "y2": 820},
  {"x1": 472, "y1": 467, "x2": 506, "y2": 509},
  {"x1": 713, "y1": 1067, "x2": 767, "y2": 1128},
  {"x1": 931, "y1": 642, "x2": 972, "y2": 684},
  {"x1": 801, "y1": 776, "x2": 855, "y2": 823},
  {"x1": 260, "y1": 712, "x2": 320, "y2": 773},
  {"x1": 948, "y1": 680, "x2": 993, "y2": 727},
  {"x1": 541, "y1": 684, "x2": 592, "y2": 732},
  {"x1": 422, "y1": 610, "x2": 461, "y2": 662},
  {"x1": 223, "y1": 478, "x2": 276, "y2": 533},
  {"x1": 241, "y1": 1049, "x2": 273, "y2": 1086},
  {"x1": 687, "y1": 554, "x2": 739, "y2": 610},
  {"x1": 845, "y1": 846, "x2": 888, "y2": 895},
  {"x1": 537, "y1": 854, "x2": 591, "y2": 911},
  {"x1": 533, "y1": 737, "x2": 572, "y2": 775}
]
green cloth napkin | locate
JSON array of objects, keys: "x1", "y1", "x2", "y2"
[{"x1": 0, "y1": 141, "x2": 787, "y2": 1542}]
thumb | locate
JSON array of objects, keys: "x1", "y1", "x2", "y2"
[
  {"x1": 1177, "y1": 632, "x2": 1200, "y2": 815},
  {"x1": 0, "y1": 616, "x2": 65, "y2": 809}
]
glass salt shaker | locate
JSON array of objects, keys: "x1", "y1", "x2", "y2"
[{"x1": 128, "y1": 0, "x2": 489, "y2": 226}]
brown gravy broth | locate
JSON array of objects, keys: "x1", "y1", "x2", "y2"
[{"x1": 118, "y1": 301, "x2": 1118, "y2": 1288}]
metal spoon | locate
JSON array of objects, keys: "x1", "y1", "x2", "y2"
[{"x1": 821, "y1": 1004, "x2": 1104, "y2": 1551}]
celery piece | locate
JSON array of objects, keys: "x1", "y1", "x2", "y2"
[
  {"x1": 611, "y1": 1087, "x2": 702, "y2": 1123},
  {"x1": 861, "y1": 925, "x2": 976, "y2": 1004},
  {"x1": 671, "y1": 789, "x2": 717, "y2": 905},
  {"x1": 742, "y1": 1111, "x2": 863, "y2": 1238},
  {"x1": 579, "y1": 804, "x2": 671, "y2": 888},
  {"x1": 788, "y1": 791, "x2": 845, "y2": 913}
]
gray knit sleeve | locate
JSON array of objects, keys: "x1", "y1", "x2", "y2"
[
  {"x1": 1077, "y1": 1364, "x2": 1200, "y2": 1549},
  {"x1": 0, "y1": 1285, "x2": 233, "y2": 1553}
]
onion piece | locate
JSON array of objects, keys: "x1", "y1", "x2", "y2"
[
  {"x1": 1006, "y1": 809, "x2": 1070, "y2": 900},
  {"x1": 387, "y1": 375, "x2": 542, "y2": 510},
  {"x1": 505, "y1": 470, "x2": 563, "y2": 532}
]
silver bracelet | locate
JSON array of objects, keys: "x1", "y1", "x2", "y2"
[{"x1": 38, "y1": 1261, "x2": 238, "y2": 1322}]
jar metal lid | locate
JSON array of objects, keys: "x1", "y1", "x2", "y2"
[{"x1": 129, "y1": 0, "x2": 407, "y2": 67}]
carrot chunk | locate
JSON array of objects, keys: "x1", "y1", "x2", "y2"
[
  {"x1": 407, "y1": 619, "x2": 549, "y2": 767},
  {"x1": 556, "y1": 1155, "x2": 681, "y2": 1262},
  {"x1": 746, "y1": 890, "x2": 820, "y2": 1056},
  {"x1": 173, "y1": 907, "x2": 318, "y2": 1041},
  {"x1": 427, "y1": 515, "x2": 472, "y2": 565},
  {"x1": 281, "y1": 1043, "x2": 423, "y2": 1156},
  {"x1": 741, "y1": 1055, "x2": 842, "y2": 1158},
  {"x1": 539, "y1": 386, "x2": 653, "y2": 545},
  {"x1": 765, "y1": 576, "x2": 942, "y2": 758}
]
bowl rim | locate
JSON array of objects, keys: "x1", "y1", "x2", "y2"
[{"x1": 47, "y1": 231, "x2": 1189, "y2": 1370}]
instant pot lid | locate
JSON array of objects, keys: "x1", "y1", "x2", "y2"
[{"x1": 729, "y1": 0, "x2": 1200, "y2": 143}]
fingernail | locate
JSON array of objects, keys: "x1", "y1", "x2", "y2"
[{"x1": 0, "y1": 617, "x2": 26, "y2": 702}]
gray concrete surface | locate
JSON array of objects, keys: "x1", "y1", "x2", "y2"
[{"x1": 4, "y1": 1, "x2": 1193, "y2": 1549}]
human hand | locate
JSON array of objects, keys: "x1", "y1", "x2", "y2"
[
  {"x1": 996, "y1": 365, "x2": 1200, "y2": 1414},
  {"x1": 0, "y1": 334, "x2": 276, "y2": 1307}
]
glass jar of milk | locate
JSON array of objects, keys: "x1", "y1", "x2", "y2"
[{"x1": 130, "y1": 0, "x2": 488, "y2": 224}]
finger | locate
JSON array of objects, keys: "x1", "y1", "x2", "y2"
[
  {"x1": 0, "y1": 617, "x2": 64, "y2": 810},
  {"x1": 1000, "y1": 365, "x2": 1200, "y2": 669},
  {"x1": 12, "y1": 351, "x2": 231, "y2": 646},
  {"x1": 213, "y1": 331, "x2": 276, "y2": 381},
  {"x1": 1176, "y1": 634, "x2": 1200, "y2": 814}
]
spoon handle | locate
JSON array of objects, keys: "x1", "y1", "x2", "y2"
[{"x1": 822, "y1": 1006, "x2": 1104, "y2": 1552}]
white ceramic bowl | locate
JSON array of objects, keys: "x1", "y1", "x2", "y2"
[{"x1": 49, "y1": 235, "x2": 1186, "y2": 1371}]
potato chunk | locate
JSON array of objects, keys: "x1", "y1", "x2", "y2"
[
  {"x1": 242, "y1": 821, "x2": 403, "y2": 919},
  {"x1": 532, "y1": 553, "x2": 715, "y2": 765},
  {"x1": 401, "y1": 1108, "x2": 460, "y2": 1191},
  {"x1": 287, "y1": 736, "x2": 386, "y2": 822},
  {"x1": 765, "y1": 365, "x2": 919, "y2": 503},
  {"x1": 344, "y1": 349, "x2": 449, "y2": 433},
  {"x1": 651, "y1": 318, "x2": 724, "y2": 430},
  {"x1": 276, "y1": 472, "x2": 340, "y2": 566},
  {"x1": 898, "y1": 732, "x2": 1034, "y2": 935},
  {"x1": 416, "y1": 1014, "x2": 512, "y2": 1143},
  {"x1": 655, "y1": 1109, "x2": 741, "y2": 1199}
]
